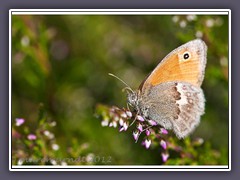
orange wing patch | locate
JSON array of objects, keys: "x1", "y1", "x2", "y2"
[
  {"x1": 140, "y1": 39, "x2": 207, "y2": 90},
  {"x1": 149, "y1": 49, "x2": 200, "y2": 86}
]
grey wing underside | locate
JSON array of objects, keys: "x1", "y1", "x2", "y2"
[{"x1": 140, "y1": 81, "x2": 205, "y2": 138}]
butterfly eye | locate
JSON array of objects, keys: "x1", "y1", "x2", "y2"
[{"x1": 183, "y1": 52, "x2": 190, "y2": 60}]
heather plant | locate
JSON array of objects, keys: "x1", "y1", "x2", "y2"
[{"x1": 12, "y1": 14, "x2": 229, "y2": 165}]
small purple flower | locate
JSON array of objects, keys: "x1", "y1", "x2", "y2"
[
  {"x1": 119, "y1": 118, "x2": 124, "y2": 126},
  {"x1": 160, "y1": 140, "x2": 167, "y2": 150},
  {"x1": 123, "y1": 122, "x2": 128, "y2": 131},
  {"x1": 121, "y1": 112, "x2": 127, "y2": 118},
  {"x1": 119, "y1": 126, "x2": 124, "y2": 132},
  {"x1": 160, "y1": 128, "x2": 168, "y2": 135},
  {"x1": 143, "y1": 139, "x2": 152, "y2": 149},
  {"x1": 109, "y1": 122, "x2": 113, "y2": 127},
  {"x1": 161, "y1": 152, "x2": 169, "y2": 162},
  {"x1": 133, "y1": 130, "x2": 140, "y2": 141},
  {"x1": 137, "y1": 123, "x2": 143, "y2": 132},
  {"x1": 145, "y1": 129, "x2": 151, "y2": 136},
  {"x1": 148, "y1": 120, "x2": 157, "y2": 126},
  {"x1": 137, "y1": 115, "x2": 144, "y2": 122},
  {"x1": 27, "y1": 134, "x2": 37, "y2": 140},
  {"x1": 108, "y1": 121, "x2": 116, "y2": 128},
  {"x1": 15, "y1": 118, "x2": 25, "y2": 126},
  {"x1": 126, "y1": 111, "x2": 132, "y2": 118}
]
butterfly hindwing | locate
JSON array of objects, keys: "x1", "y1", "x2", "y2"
[{"x1": 139, "y1": 81, "x2": 205, "y2": 138}]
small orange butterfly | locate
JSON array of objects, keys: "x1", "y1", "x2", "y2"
[{"x1": 111, "y1": 39, "x2": 207, "y2": 138}]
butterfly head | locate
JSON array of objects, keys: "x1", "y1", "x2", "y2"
[{"x1": 126, "y1": 89, "x2": 139, "y2": 108}]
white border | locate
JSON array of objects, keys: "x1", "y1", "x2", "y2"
[
  {"x1": 11, "y1": 9, "x2": 229, "y2": 15},
  {"x1": 228, "y1": 10, "x2": 231, "y2": 171},
  {"x1": 12, "y1": 165, "x2": 228, "y2": 171},
  {"x1": 9, "y1": 9, "x2": 231, "y2": 171}
]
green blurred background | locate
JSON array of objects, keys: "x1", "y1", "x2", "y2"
[{"x1": 12, "y1": 14, "x2": 229, "y2": 165}]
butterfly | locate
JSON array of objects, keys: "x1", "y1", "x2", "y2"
[{"x1": 110, "y1": 39, "x2": 207, "y2": 139}]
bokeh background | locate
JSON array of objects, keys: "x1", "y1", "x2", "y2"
[{"x1": 11, "y1": 14, "x2": 229, "y2": 165}]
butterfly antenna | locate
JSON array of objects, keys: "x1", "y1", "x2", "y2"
[{"x1": 108, "y1": 73, "x2": 134, "y2": 93}]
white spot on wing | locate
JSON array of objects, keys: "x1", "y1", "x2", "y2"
[{"x1": 176, "y1": 83, "x2": 188, "y2": 105}]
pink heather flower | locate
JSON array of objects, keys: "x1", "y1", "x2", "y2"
[
  {"x1": 145, "y1": 129, "x2": 151, "y2": 136},
  {"x1": 137, "y1": 123, "x2": 143, "y2": 132},
  {"x1": 27, "y1": 134, "x2": 37, "y2": 140},
  {"x1": 119, "y1": 127, "x2": 124, "y2": 132},
  {"x1": 133, "y1": 131, "x2": 140, "y2": 141},
  {"x1": 121, "y1": 112, "x2": 127, "y2": 118},
  {"x1": 160, "y1": 140, "x2": 167, "y2": 150},
  {"x1": 119, "y1": 118, "x2": 124, "y2": 126},
  {"x1": 161, "y1": 153, "x2": 169, "y2": 162},
  {"x1": 144, "y1": 139, "x2": 152, "y2": 149},
  {"x1": 119, "y1": 126, "x2": 127, "y2": 132},
  {"x1": 148, "y1": 120, "x2": 157, "y2": 126},
  {"x1": 109, "y1": 121, "x2": 117, "y2": 128},
  {"x1": 137, "y1": 115, "x2": 144, "y2": 122},
  {"x1": 15, "y1": 118, "x2": 25, "y2": 126},
  {"x1": 109, "y1": 122, "x2": 113, "y2": 127},
  {"x1": 123, "y1": 122, "x2": 128, "y2": 131},
  {"x1": 160, "y1": 128, "x2": 168, "y2": 135},
  {"x1": 126, "y1": 111, "x2": 132, "y2": 118}
]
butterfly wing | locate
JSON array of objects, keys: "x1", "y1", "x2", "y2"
[
  {"x1": 139, "y1": 81, "x2": 205, "y2": 139},
  {"x1": 139, "y1": 39, "x2": 207, "y2": 91}
]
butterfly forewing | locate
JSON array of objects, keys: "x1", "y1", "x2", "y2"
[{"x1": 139, "y1": 39, "x2": 207, "y2": 91}]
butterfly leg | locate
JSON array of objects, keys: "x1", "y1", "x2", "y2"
[{"x1": 129, "y1": 111, "x2": 139, "y2": 127}]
